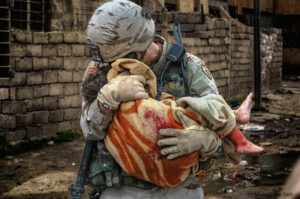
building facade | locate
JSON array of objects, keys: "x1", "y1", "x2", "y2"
[{"x1": 0, "y1": 0, "x2": 283, "y2": 143}]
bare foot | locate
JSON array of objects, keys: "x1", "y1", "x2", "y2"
[
  {"x1": 235, "y1": 139, "x2": 265, "y2": 154},
  {"x1": 228, "y1": 126, "x2": 265, "y2": 154},
  {"x1": 234, "y1": 92, "x2": 253, "y2": 124}
]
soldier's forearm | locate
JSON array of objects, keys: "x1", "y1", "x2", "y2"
[{"x1": 81, "y1": 99, "x2": 113, "y2": 140}]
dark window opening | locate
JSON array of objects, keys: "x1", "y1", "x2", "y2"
[
  {"x1": 0, "y1": 20, "x2": 9, "y2": 30},
  {"x1": 275, "y1": 14, "x2": 300, "y2": 48},
  {"x1": 194, "y1": 0, "x2": 200, "y2": 11},
  {"x1": 11, "y1": 0, "x2": 49, "y2": 31},
  {"x1": 0, "y1": 67, "x2": 11, "y2": 78},
  {"x1": 0, "y1": 44, "x2": 9, "y2": 54},
  {"x1": 275, "y1": 14, "x2": 300, "y2": 77},
  {"x1": 228, "y1": 6, "x2": 274, "y2": 28},
  {"x1": 0, "y1": 2, "x2": 10, "y2": 79},
  {"x1": 0, "y1": 32, "x2": 9, "y2": 42},
  {"x1": 0, "y1": 8, "x2": 9, "y2": 18},
  {"x1": 0, "y1": 1, "x2": 7, "y2": 6},
  {"x1": 209, "y1": 7, "x2": 221, "y2": 17},
  {"x1": 0, "y1": 56, "x2": 10, "y2": 67},
  {"x1": 165, "y1": 3, "x2": 177, "y2": 11}
]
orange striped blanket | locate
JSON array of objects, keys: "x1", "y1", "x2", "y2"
[
  {"x1": 104, "y1": 98, "x2": 199, "y2": 188},
  {"x1": 103, "y1": 58, "x2": 234, "y2": 188},
  {"x1": 102, "y1": 58, "x2": 201, "y2": 188}
]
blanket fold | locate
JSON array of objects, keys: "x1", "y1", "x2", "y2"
[{"x1": 104, "y1": 58, "x2": 236, "y2": 188}]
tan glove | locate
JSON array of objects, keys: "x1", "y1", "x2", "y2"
[
  {"x1": 157, "y1": 111, "x2": 222, "y2": 160},
  {"x1": 97, "y1": 75, "x2": 149, "y2": 110}
]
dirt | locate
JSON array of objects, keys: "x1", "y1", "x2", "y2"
[
  {"x1": 0, "y1": 138, "x2": 86, "y2": 199},
  {"x1": 0, "y1": 81, "x2": 299, "y2": 199},
  {"x1": 201, "y1": 81, "x2": 300, "y2": 199}
]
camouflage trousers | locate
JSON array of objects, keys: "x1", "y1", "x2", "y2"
[{"x1": 100, "y1": 177, "x2": 204, "y2": 199}]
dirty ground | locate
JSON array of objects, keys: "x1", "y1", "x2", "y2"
[{"x1": 0, "y1": 81, "x2": 299, "y2": 199}]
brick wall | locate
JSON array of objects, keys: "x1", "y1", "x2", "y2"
[
  {"x1": 49, "y1": 0, "x2": 99, "y2": 31},
  {"x1": 0, "y1": 31, "x2": 90, "y2": 142},
  {"x1": 153, "y1": 13, "x2": 282, "y2": 98},
  {"x1": 0, "y1": 15, "x2": 282, "y2": 143},
  {"x1": 230, "y1": 22, "x2": 254, "y2": 98}
]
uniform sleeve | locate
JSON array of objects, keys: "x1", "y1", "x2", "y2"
[
  {"x1": 80, "y1": 61, "x2": 113, "y2": 140},
  {"x1": 184, "y1": 53, "x2": 236, "y2": 135},
  {"x1": 177, "y1": 94, "x2": 236, "y2": 135},
  {"x1": 80, "y1": 98, "x2": 113, "y2": 140},
  {"x1": 186, "y1": 53, "x2": 219, "y2": 97}
]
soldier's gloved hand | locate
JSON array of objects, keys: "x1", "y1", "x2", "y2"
[
  {"x1": 157, "y1": 111, "x2": 221, "y2": 160},
  {"x1": 97, "y1": 75, "x2": 149, "y2": 110}
]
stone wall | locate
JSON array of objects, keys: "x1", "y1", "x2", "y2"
[
  {"x1": 0, "y1": 31, "x2": 90, "y2": 142},
  {"x1": 0, "y1": 15, "x2": 282, "y2": 143},
  {"x1": 261, "y1": 29, "x2": 283, "y2": 91}
]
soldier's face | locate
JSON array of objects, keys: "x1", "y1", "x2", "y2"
[{"x1": 137, "y1": 42, "x2": 162, "y2": 69}]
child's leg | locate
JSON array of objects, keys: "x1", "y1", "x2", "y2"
[
  {"x1": 227, "y1": 126, "x2": 264, "y2": 153},
  {"x1": 234, "y1": 93, "x2": 253, "y2": 124}
]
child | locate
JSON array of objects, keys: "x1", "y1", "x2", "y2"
[
  {"x1": 97, "y1": 59, "x2": 264, "y2": 155},
  {"x1": 81, "y1": 58, "x2": 264, "y2": 187},
  {"x1": 227, "y1": 92, "x2": 264, "y2": 153}
]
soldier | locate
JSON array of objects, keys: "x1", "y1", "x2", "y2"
[{"x1": 79, "y1": 0, "x2": 253, "y2": 198}]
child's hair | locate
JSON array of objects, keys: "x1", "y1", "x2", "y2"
[{"x1": 80, "y1": 63, "x2": 110, "y2": 105}]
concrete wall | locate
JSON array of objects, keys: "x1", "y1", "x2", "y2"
[{"x1": 0, "y1": 14, "x2": 282, "y2": 143}]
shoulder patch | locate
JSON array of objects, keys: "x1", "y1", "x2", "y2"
[
  {"x1": 187, "y1": 56, "x2": 195, "y2": 63},
  {"x1": 186, "y1": 53, "x2": 198, "y2": 63},
  {"x1": 201, "y1": 64, "x2": 212, "y2": 80}
]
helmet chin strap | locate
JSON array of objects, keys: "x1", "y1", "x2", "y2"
[
  {"x1": 139, "y1": 50, "x2": 147, "y2": 62},
  {"x1": 139, "y1": 41, "x2": 151, "y2": 62},
  {"x1": 136, "y1": 31, "x2": 155, "y2": 63},
  {"x1": 88, "y1": 42, "x2": 102, "y2": 62}
]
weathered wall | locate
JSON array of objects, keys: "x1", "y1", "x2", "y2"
[
  {"x1": 153, "y1": 13, "x2": 282, "y2": 98},
  {"x1": 49, "y1": 0, "x2": 99, "y2": 31},
  {"x1": 261, "y1": 29, "x2": 283, "y2": 91},
  {"x1": 48, "y1": 0, "x2": 203, "y2": 31},
  {"x1": 0, "y1": 14, "x2": 282, "y2": 143},
  {"x1": 0, "y1": 31, "x2": 90, "y2": 142}
]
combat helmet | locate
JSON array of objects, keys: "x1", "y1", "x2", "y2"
[{"x1": 86, "y1": 0, "x2": 155, "y2": 62}]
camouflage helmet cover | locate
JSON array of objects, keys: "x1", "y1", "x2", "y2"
[{"x1": 86, "y1": 0, "x2": 155, "y2": 62}]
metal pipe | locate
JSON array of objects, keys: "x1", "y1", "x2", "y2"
[{"x1": 254, "y1": 0, "x2": 261, "y2": 110}]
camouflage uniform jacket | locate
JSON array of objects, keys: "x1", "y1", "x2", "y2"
[{"x1": 80, "y1": 35, "x2": 219, "y2": 140}]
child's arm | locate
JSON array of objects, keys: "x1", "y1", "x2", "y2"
[{"x1": 176, "y1": 94, "x2": 236, "y2": 137}]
